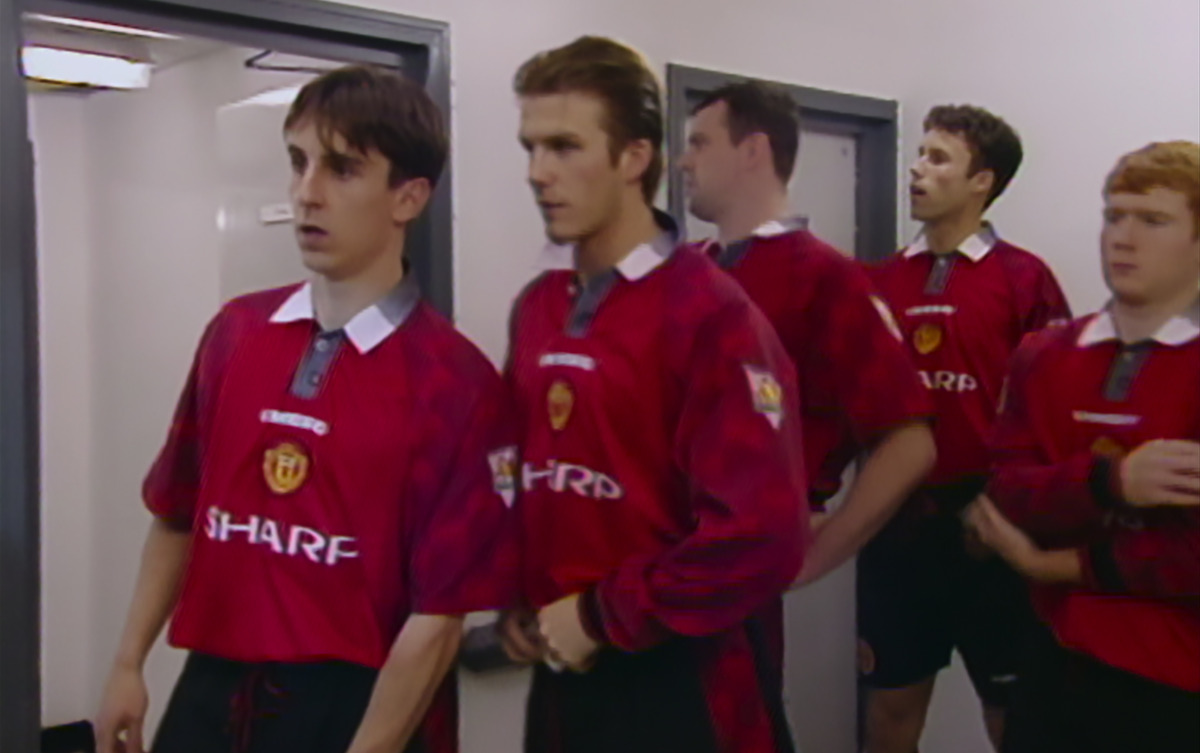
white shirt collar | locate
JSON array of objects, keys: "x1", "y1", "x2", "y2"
[
  {"x1": 537, "y1": 210, "x2": 678, "y2": 282},
  {"x1": 1078, "y1": 301, "x2": 1200, "y2": 347},
  {"x1": 903, "y1": 222, "x2": 999, "y2": 261},
  {"x1": 750, "y1": 216, "x2": 808, "y2": 239},
  {"x1": 269, "y1": 277, "x2": 420, "y2": 354}
]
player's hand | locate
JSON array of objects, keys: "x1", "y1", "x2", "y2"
[
  {"x1": 497, "y1": 609, "x2": 545, "y2": 665},
  {"x1": 961, "y1": 523, "x2": 994, "y2": 561},
  {"x1": 964, "y1": 495, "x2": 1038, "y2": 573},
  {"x1": 1120, "y1": 440, "x2": 1200, "y2": 507},
  {"x1": 538, "y1": 594, "x2": 600, "y2": 672},
  {"x1": 95, "y1": 664, "x2": 149, "y2": 753}
]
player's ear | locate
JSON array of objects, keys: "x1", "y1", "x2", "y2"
[
  {"x1": 743, "y1": 132, "x2": 772, "y2": 172},
  {"x1": 392, "y1": 177, "x2": 432, "y2": 225},
  {"x1": 618, "y1": 138, "x2": 653, "y2": 189},
  {"x1": 969, "y1": 167, "x2": 995, "y2": 201}
]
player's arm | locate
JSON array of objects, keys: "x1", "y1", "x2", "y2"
[
  {"x1": 579, "y1": 301, "x2": 809, "y2": 652},
  {"x1": 351, "y1": 367, "x2": 520, "y2": 750},
  {"x1": 108, "y1": 521, "x2": 191, "y2": 671},
  {"x1": 346, "y1": 614, "x2": 464, "y2": 753},
  {"x1": 95, "y1": 520, "x2": 191, "y2": 753},
  {"x1": 968, "y1": 494, "x2": 1200, "y2": 598},
  {"x1": 794, "y1": 273, "x2": 936, "y2": 586},
  {"x1": 97, "y1": 314, "x2": 222, "y2": 753},
  {"x1": 1079, "y1": 511, "x2": 1200, "y2": 597},
  {"x1": 797, "y1": 423, "x2": 934, "y2": 585},
  {"x1": 986, "y1": 335, "x2": 1119, "y2": 539}
]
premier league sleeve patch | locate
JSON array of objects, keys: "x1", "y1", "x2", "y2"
[
  {"x1": 488, "y1": 446, "x2": 519, "y2": 508},
  {"x1": 743, "y1": 365, "x2": 784, "y2": 430}
]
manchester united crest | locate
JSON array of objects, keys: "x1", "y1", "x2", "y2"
[
  {"x1": 547, "y1": 380, "x2": 574, "y2": 431},
  {"x1": 913, "y1": 322, "x2": 943, "y2": 355},
  {"x1": 743, "y1": 365, "x2": 784, "y2": 430},
  {"x1": 263, "y1": 441, "x2": 310, "y2": 495}
]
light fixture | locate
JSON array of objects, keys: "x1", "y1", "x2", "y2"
[
  {"x1": 228, "y1": 85, "x2": 303, "y2": 109},
  {"x1": 22, "y1": 46, "x2": 152, "y2": 90},
  {"x1": 23, "y1": 13, "x2": 180, "y2": 40}
]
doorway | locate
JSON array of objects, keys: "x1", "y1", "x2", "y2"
[{"x1": 0, "y1": 2, "x2": 452, "y2": 748}]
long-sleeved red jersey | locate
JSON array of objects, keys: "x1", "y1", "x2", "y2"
[
  {"x1": 697, "y1": 221, "x2": 933, "y2": 506},
  {"x1": 869, "y1": 227, "x2": 1071, "y2": 491},
  {"x1": 988, "y1": 306, "x2": 1200, "y2": 691},
  {"x1": 507, "y1": 225, "x2": 809, "y2": 753}
]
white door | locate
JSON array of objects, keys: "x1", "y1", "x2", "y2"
[{"x1": 783, "y1": 128, "x2": 860, "y2": 753}]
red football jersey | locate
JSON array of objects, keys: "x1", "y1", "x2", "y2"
[
  {"x1": 145, "y1": 279, "x2": 518, "y2": 750},
  {"x1": 988, "y1": 306, "x2": 1200, "y2": 691},
  {"x1": 507, "y1": 229, "x2": 809, "y2": 752},
  {"x1": 697, "y1": 221, "x2": 933, "y2": 505},
  {"x1": 868, "y1": 226, "x2": 1071, "y2": 487}
]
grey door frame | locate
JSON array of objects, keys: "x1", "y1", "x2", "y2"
[
  {"x1": 1, "y1": 0, "x2": 41, "y2": 749},
  {"x1": 0, "y1": 0, "x2": 452, "y2": 745},
  {"x1": 666, "y1": 64, "x2": 899, "y2": 261}
]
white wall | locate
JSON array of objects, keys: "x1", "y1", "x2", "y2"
[
  {"x1": 32, "y1": 91, "x2": 97, "y2": 729},
  {"x1": 32, "y1": 0, "x2": 1200, "y2": 748}
]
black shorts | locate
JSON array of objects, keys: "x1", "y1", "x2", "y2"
[
  {"x1": 856, "y1": 502, "x2": 1034, "y2": 707},
  {"x1": 1003, "y1": 620, "x2": 1200, "y2": 753},
  {"x1": 525, "y1": 624, "x2": 794, "y2": 753},
  {"x1": 152, "y1": 653, "x2": 408, "y2": 753}
]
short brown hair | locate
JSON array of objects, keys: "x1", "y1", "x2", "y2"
[
  {"x1": 1106, "y1": 141, "x2": 1200, "y2": 235},
  {"x1": 924, "y1": 105, "x2": 1022, "y2": 208},
  {"x1": 285, "y1": 65, "x2": 448, "y2": 188},
  {"x1": 694, "y1": 81, "x2": 800, "y2": 183},
  {"x1": 514, "y1": 36, "x2": 664, "y2": 202}
]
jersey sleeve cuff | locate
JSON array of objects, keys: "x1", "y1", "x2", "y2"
[
  {"x1": 149, "y1": 507, "x2": 194, "y2": 532},
  {"x1": 1087, "y1": 456, "x2": 1125, "y2": 511},
  {"x1": 578, "y1": 587, "x2": 611, "y2": 646},
  {"x1": 1082, "y1": 541, "x2": 1127, "y2": 593}
]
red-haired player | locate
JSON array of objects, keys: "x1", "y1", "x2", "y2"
[{"x1": 969, "y1": 140, "x2": 1200, "y2": 753}]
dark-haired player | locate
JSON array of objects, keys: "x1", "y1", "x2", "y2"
[
  {"x1": 94, "y1": 66, "x2": 518, "y2": 753},
  {"x1": 860, "y1": 105, "x2": 1071, "y2": 753},
  {"x1": 681, "y1": 80, "x2": 935, "y2": 588},
  {"x1": 501, "y1": 37, "x2": 809, "y2": 753}
]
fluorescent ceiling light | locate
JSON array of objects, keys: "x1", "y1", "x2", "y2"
[
  {"x1": 23, "y1": 46, "x2": 152, "y2": 90},
  {"x1": 24, "y1": 13, "x2": 180, "y2": 40},
  {"x1": 229, "y1": 85, "x2": 303, "y2": 108}
]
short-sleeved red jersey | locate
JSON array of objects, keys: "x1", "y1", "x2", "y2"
[
  {"x1": 144, "y1": 279, "x2": 518, "y2": 751},
  {"x1": 695, "y1": 221, "x2": 933, "y2": 505},
  {"x1": 988, "y1": 305, "x2": 1200, "y2": 691},
  {"x1": 507, "y1": 224, "x2": 809, "y2": 752},
  {"x1": 868, "y1": 226, "x2": 1071, "y2": 488}
]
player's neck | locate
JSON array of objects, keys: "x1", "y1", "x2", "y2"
[
  {"x1": 1110, "y1": 288, "x2": 1200, "y2": 343},
  {"x1": 575, "y1": 199, "x2": 659, "y2": 281},
  {"x1": 311, "y1": 244, "x2": 406, "y2": 332},
  {"x1": 716, "y1": 188, "x2": 789, "y2": 246},
  {"x1": 923, "y1": 209, "x2": 984, "y2": 256}
]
